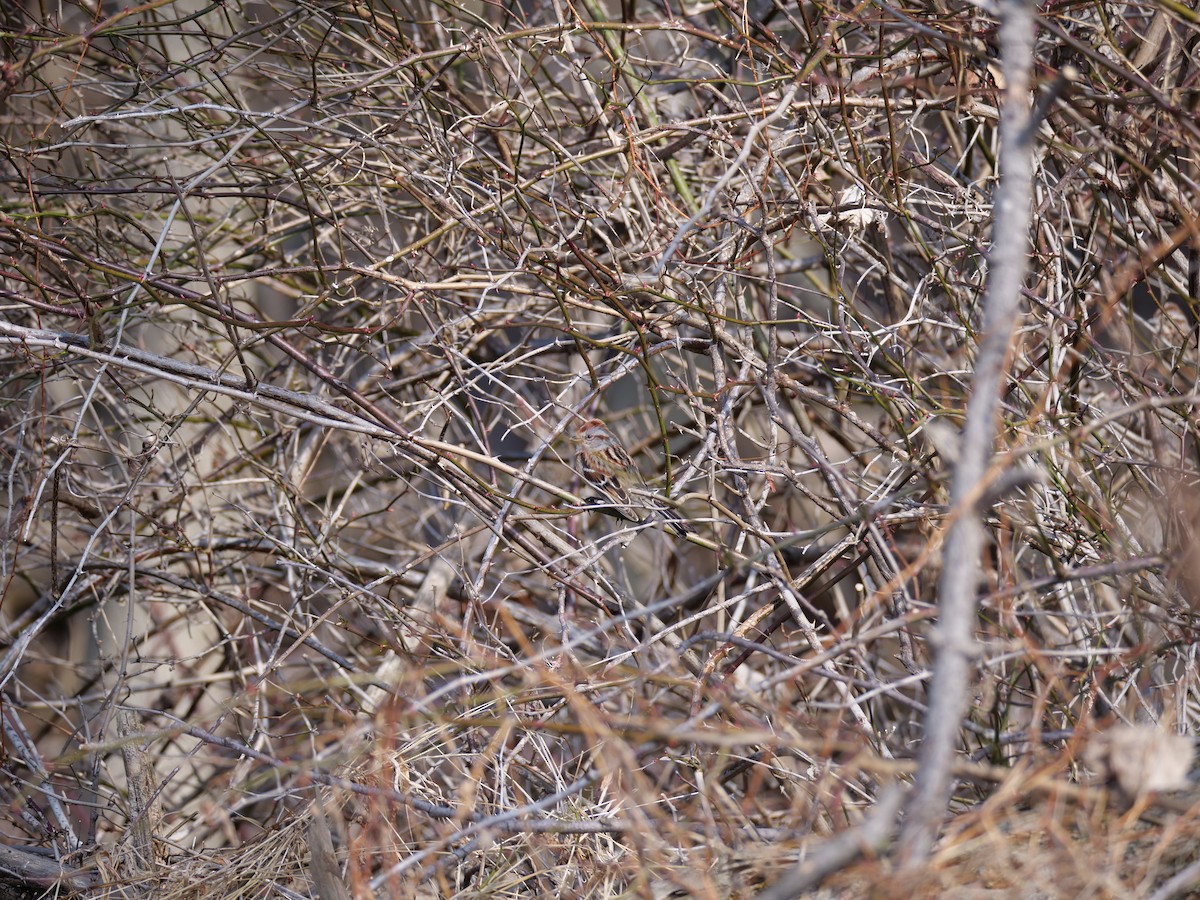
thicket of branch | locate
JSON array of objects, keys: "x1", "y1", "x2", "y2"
[{"x1": 1, "y1": 0, "x2": 1199, "y2": 896}]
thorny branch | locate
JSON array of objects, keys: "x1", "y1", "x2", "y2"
[{"x1": 1, "y1": 0, "x2": 1199, "y2": 895}]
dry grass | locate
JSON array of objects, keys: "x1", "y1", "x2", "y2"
[{"x1": 1, "y1": 0, "x2": 1199, "y2": 896}]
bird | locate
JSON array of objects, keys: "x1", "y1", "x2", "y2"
[{"x1": 572, "y1": 417, "x2": 693, "y2": 537}]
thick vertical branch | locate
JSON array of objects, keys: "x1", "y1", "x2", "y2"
[{"x1": 897, "y1": 0, "x2": 1038, "y2": 865}]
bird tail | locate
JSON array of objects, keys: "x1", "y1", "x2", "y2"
[
  {"x1": 632, "y1": 488, "x2": 694, "y2": 537},
  {"x1": 579, "y1": 481, "x2": 694, "y2": 537}
]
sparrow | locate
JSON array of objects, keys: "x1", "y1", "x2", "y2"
[{"x1": 572, "y1": 417, "x2": 693, "y2": 537}]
